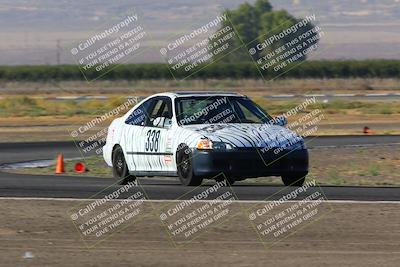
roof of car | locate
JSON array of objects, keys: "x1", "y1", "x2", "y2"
[{"x1": 153, "y1": 91, "x2": 244, "y2": 98}]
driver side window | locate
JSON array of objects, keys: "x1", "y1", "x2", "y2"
[
  {"x1": 125, "y1": 97, "x2": 172, "y2": 127},
  {"x1": 147, "y1": 97, "x2": 172, "y2": 128}
]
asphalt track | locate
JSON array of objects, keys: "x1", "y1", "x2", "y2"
[{"x1": 0, "y1": 135, "x2": 399, "y2": 201}]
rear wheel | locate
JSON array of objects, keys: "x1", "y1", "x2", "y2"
[
  {"x1": 281, "y1": 173, "x2": 306, "y2": 186},
  {"x1": 176, "y1": 145, "x2": 203, "y2": 186},
  {"x1": 112, "y1": 146, "x2": 136, "y2": 185}
]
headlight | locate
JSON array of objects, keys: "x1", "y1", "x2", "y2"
[
  {"x1": 213, "y1": 141, "x2": 233, "y2": 150},
  {"x1": 197, "y1": 139, "x2": 213, "y2": 150},
  {"x1": 196, "y1": 139, "x2": 233, "y2": 150}
]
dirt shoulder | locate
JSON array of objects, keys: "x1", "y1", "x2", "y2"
[{"x1": 0, "y1": 199, "x2": 399, "y2": 267}]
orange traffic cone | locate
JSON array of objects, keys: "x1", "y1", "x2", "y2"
[
  {"x1": 55, "y1": 154, "x2": 65, "y2": 174},
  {"x1": 363, "y1": 126, "x2": 374, "y2": 135}
]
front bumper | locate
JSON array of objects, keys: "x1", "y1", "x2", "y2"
[{"x1": 192, "y1": 148, "x2": 308, "y2": 179}]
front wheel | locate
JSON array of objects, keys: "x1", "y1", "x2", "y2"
[
  {"x1": 112, "y1": 146, "x2": 136, "y2": 185},
  {"x1": 176, "y1": 145, "x2": 203, "y2": 186},
  {"x1": 281, "y1": 173, "x2": 306, "y2": 186}
]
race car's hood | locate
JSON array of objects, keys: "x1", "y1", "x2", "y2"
[{"x1": 182, "y1": 123, "x2": 304, "y2": 149}]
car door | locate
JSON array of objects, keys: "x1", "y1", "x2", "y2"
[
  {"x1": 134, "y1": 96, "x2": 174, "y2": 173},
  {"x1": 122, "y1": 98, "x2": 154, "y2": 172}
]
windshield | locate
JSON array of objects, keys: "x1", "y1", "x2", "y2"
[{"x1": 175, "y1": 96, "x2": 272, "y2": 125}]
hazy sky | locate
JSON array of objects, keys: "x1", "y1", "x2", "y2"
[{"x1": 0, "y1": 0, "x2": 399, "y2": 64}]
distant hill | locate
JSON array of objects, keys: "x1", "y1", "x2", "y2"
[{"x1": 0, "y1": 0, "x2": 399, "y2": 65}]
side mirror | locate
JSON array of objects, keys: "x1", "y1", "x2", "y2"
[
  {"x1": 273, "y1": 115, "x2": 288, "y2": 127},
  {"x1": 153, "y1": 117, "x2": 172, "y2": 128}
]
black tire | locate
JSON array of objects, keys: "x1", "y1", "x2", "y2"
[
  {"x1": 281, "y1": 173, "x2": 306, "y2": 186},
  {"x1": 176, "y1": 145, "x2": 203, "y2": 186},
  {"x1": 215, "y1": 175, "x2": 235, "y2": 186},
  {"x1": 112, "y1": 146, "x2": 136, "y2": 185}
]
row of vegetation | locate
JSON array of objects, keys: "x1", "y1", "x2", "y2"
[
  {"x1": 0, "y1": 60, "x2": 399, "y2": 81},
  {"x1": 1, "y1": 96, "x2": 399, "y2": 117}
]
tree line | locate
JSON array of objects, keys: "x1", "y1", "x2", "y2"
[{"x1": 0, "y1": 60, "x2": 399, "y2": 81}]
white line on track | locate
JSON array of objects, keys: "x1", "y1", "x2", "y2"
[
  {"x1": 269, "y1": 94, "x2": 295, "y2": 98},
  {"x1": 366, "y1": 93, "x2": 390, "y2": 97},
  {"x1": 304, "y1": 94, "x2": 326, "y2": 97},
  {"x1": 332, "y1": 93, "x2": 356, "y2": 97},
  {"x1": 0, "y1": 197, "x2": 399, "y2": 204}
]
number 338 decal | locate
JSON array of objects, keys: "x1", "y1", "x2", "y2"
[{"x1": 145, "y1": 129, "x2": 161, "y2": 152}]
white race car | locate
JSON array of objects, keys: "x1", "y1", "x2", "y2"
[{"x1": 103, "y1": 92, "x2": 308, "y2": 186}]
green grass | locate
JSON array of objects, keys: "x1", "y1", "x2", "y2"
[
  {"x1": 367, "y1": 164, "x2": 380, "y2": 176},
  {"x1": 11, "y1": 156, "x2": 176, "y2": 182},
  {"x1": 318, "y1": 100, "x2": 400, "y2": 115},
  {"x1": 324, "y1": 170, "x2": 347, "y2": 185},
  {"x1": 1, "y1": 95, "x2": 399, "y2": 118},
  {"x1": 0, "y1": 96, "x2": 129, "y2": 117},
  {"x1": 11, "y1": 156, "x2": 112, "y2": 178},
  {"x1": 253, "y1": 98, "x2": 400, "y2": 116}
]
